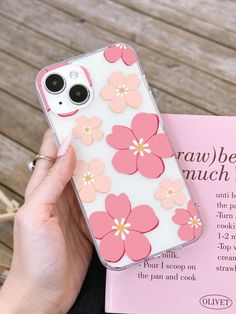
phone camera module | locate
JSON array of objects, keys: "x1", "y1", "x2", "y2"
[
  {"x1": 45, "y1": 74, "x2": 65, "y2": 94},
  {"x1": 69, "y1": 84, "x2": 89, "y2": 105}
]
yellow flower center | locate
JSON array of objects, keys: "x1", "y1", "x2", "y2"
[
  {"x1": 116, "y1": 84, "x2": 128, "y2": 96},
  {"x1": 82, "y1": 172, "x2": 94, "y2": 185},
  {"x1": 129, "y1": 138, "x2": 151, "y2": 157},
  {"x1": 166, "y1": 188, "x2": 175, "y2": 197},
  {"x1": 83, "y1": 125, "x2": 91, "y2": 135},
  {"x1": 188, "y1": 216, "x2": 202, "y2": 228},
  {"x1": 112, "y1": 218, "x2": 131, "y2": 240}
]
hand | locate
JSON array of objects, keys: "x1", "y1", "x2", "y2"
[{"x1": 0, "y1": 130, "x2": 93, "y2": 314}]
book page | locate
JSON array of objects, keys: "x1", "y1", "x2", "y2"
[{"x1": 106, "y1": 114, "x2": 236, "y2": 314}]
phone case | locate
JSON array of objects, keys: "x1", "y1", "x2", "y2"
[{"x1": 36, "y1": 43, "x2": 203, "y2": 270}]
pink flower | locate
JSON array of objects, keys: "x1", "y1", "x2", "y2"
[
  {"x1": 100, "y1": 71, "x2": 143, "y2": 113},
  {"x1": 172, "y1": 200, "x2": 203, "y2": 241},
  {"x1": 73, "y1": 115, "x2": 103, "y2": 145},
  {"x1": 74, "y1": 159, "x2": 111, "y2": 202},
  {"x1": 106, "y1": 112, "x2": 174, "y2": 178},
  {"x1": 104, "y1": 43, "x2": 136, "y2": 66},
  {"x1": 89, "y1": 193, "x2": 159, "y2": 262},
  {"x1": 154, "y1": 178, "x2": 186, "y2": 209}
]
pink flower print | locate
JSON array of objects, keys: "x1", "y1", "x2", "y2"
[
  {"x1": 106, "y1": 112, "x2": 174, "y2": 178},
  {"x1": 100, "y1": 71, "x2": 143, "y2": 113},
  {"x1": 73, "y1": 115, "x2": 103, "y2": 145},
  {"x1": 74, "y1": 158, "x2": 111, "y2": 202},
  {"x1": 172, "y1": 200, "x2": 203, "y2": 241},
  {"x1": 89, "y1": 193, "x2": 159, "y2": 262},
  {"x1": 104, "y1": 43, "x2": 136, "y2": 66},
  {"x1": 154, "y1": 178, "x2": 186, "y2": 209}
]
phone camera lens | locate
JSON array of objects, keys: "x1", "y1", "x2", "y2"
[
  {"x1": 69, "y1": 84, "x2": 89, "y2": 105},
  {"x1": 45, "y1": 74, "x2": 65, "y2": 93}
]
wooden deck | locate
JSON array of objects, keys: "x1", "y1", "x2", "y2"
[{"x1": 1, "y1": 0, "x2": 236, "y2": 277}]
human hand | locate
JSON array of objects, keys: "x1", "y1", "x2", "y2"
[{"x1": 0, "y1": 130, "x2": 93, "y2": 314}]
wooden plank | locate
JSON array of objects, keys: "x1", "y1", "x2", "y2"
[
  {"x1": 156, "y1": 0, "x2": 236, "y2": 33},
  {"x1": 0, "y1": 51, "x2": 38, "y2": 108},
  {"x1": 0, "y1": 12, "x2": 235, "y2": 115},
  {"x1": 0, "y1": 185, "x2": 23, "y2": 250},
  {"x1": 0, "y1": 15, "x2": 76, "y2": 69},
  {"x1": 41, "y1": 0, "x2": 236, "y2": 84},
  {"x1": 0, "y1": 91, "x2": 47, "y2": 152},
  {"x1": 0, "y1": 243, "x2": 12, "y2": 267},
  {"x1": 114, "y1": 0, "x2": 236, "y2": 50},
  {"x1": 0, "y1": 134, "x2": 34, "y2": 197}
]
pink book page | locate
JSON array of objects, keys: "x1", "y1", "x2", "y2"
[{"x1": 106, "y1": 114, "x2": 236, "y2": 314}]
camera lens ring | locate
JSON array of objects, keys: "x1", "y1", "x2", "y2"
[
  {"x1": 45, "y1": 73, "x2": 66, "y2": 94},
  {"x1": 69, "y1": 84, "x2": 90, "y2": 105}
]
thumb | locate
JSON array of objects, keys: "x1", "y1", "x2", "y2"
[{"x1": 30, "y1": 145, "x2": 76, "y2": 207}]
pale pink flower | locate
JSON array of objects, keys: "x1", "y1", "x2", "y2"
[
  {"x1": 73, "y1": 115, "x2": 103, "y2": 145},
  {"x1": 106, "y1": 112, "x2": 173, "y2": 178},
  {"x1": 104, "y1": 43, "x2": 136, "y2": 66},
  {"x1": 89, "y1": 193, "x2": 159, "y2": 262},
  {"x1": 154, "y1": 178, "x2": 186, "y2": 209},
  {"x1": 74, "y1": 159, "x2": 111, "y2": 202},
  {"x1": 100, "y1": 71, "x2": 143, "y2": 113},
  {"x1": 172, "y1": 200, "x2": 203, "y2": 241}
]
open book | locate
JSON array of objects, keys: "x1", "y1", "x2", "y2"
[{"x1": 105, "y1": 114, "x2": 236, "y2": 314}]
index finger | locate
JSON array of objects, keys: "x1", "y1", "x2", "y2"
[{"x1": 25, "y1": 129, "x2": 57, "y2": 201}]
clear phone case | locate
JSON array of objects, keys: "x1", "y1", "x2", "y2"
[{"x1": 36, "y1": 43, "x2": 203, "y2": 270}]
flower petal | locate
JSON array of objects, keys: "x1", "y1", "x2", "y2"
[
  {"x1": 194, "y1": 225, "x2": 203, "y2": 240},
  {"x1": 104, "y1": 45, "x2": 122, "y2": 63},
  {"x1": 93, "y1": 175, "x2": 111, "y2": 193},
  {"x1": 121, "y1": 46, "x2": 136, "y2": 66},
  {"x1": 131, "y1": 113, "x2": 159, "y2": 142},
  {"x1": 76, "y1": 115, "x2": 88, "y2": 126},
  {"x1": 79, "y1": 185, "x2": 96, "y2": 202},
  {"x1": 89, "y1": 158, "x2": 105, "y2": 176},
  {"x1": 154, "y1": 188, "x2": 167, "y2": 200},
  {"x1": 74, "y1": 160, "x2": 88, "y2": 175},
  {"x1": 125, "y1": 231, "x2": 151, "y2": 261},
  {"x1": 125, "y1": 73, "x2": 141, "y2": 90},
  {"x1": 148, "y1": 134, "x2": 174, "y2": 158},
  {"x1": 172, "y1": 209, "x2": 191, "y2": 225},
  {"x1": 100, "y1": 84, "x2": 117, "y2": 100},
  {"x1": 125, "y1": 90, "x2": 143, "y2": 108},
  {"x1": 173, "y1": 191, "x2": 185, "y2": 206},
  {"x1": 89, "y1": 211, "x2": 114, "y2": 239},
  {"x1": 137, "y1": 153, "x2": 164, "y2": 178},
  {"x1": 91, "y1": 128, "x2": 103, "y2": 141},
  {"x1": 172, "y1": 179, "x2": 184, "y2": 192},
  {"x1": 100, "y1": 231, "x2": 125, "y2": 262},
  {"x1": 74, "y1": 175, "x2": 84, "y2": 191},
  {"x1": 127, "y1": 205, "x2": 159, "y2": 233},
  {"x1": 178, "y1": 224, "x2": 195, "y2": 241},
  {"x1": 109, "y1": 96, "x2": 126, "y2": 113},
  {"x1": 73, "y1": 125, "x2": 83, "y2": 138},
  {"x1": 105, "y1": 193, "x2": 131, "y2": 220},
  {"x1": 161, "y1": 197, "x2": 174, "y2": 210},
  {"x1": 89, "y1": 116, "x2": 102, "y2": 128},
  {"x1": 112, "y1": 149, "x2": 137, "y2": 175},
  {"x1": 108, "y1": 71, "x2": 125, "y2": 86},
  {"x1": 187, "y1": 200, "x2": 198, "y2": 218},
  {"x1": 81, "y1": 133, "x2": 93, "y2": 145},
  {"x1": 160, "y1": 178, "x2": 172, "y2": 189},
  {"x1": 106, "y1": 125, "x2": 135, "y2": 149}
]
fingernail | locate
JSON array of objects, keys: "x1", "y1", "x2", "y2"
[{"x1": 57, "y1": 135, "x2": 71, "y2": 157}]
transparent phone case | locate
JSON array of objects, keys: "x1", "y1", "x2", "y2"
[{"x1": 36, "y1": 43, "x2": 203, "y2": 270}]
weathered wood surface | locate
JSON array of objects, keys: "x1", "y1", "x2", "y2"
[{"x1": 0, "y1": 0, "x2": 236, "y2": 268}]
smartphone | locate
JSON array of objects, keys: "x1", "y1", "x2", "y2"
[{"x1": 35, "y1": 43, "x2": 203, "y2": 270}]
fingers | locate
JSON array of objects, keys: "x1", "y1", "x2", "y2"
[
  {"x1": 30, "y1": 145, "x2": 76, "y2": 208},
  {"x1": 25, "y1": 129, "x2": 57, "y2": 200}
]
